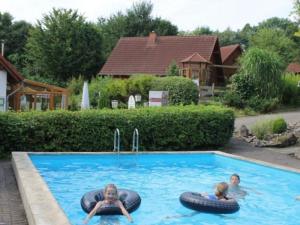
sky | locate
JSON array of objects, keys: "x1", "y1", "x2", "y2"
[{"x1": 0, "y1": 0, "x2": 296, "y2": 31}]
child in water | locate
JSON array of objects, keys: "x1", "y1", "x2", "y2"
[
  {"x1": 83, "y1": 184, "x2": 133, "y2": 224},
  {"x1": 228, "y1": 174, "x2": 247, "y2": 199},
  {"x1": 206, "y1": 182, "x2": 229, "y2": 200}
]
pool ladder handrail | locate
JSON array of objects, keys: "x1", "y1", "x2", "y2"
[
  {"x1": 113, "y1": 128, "x2": 120, "y2": 154},
  {"x1": 132, "y1": 128, "x2": 139, "y2": 153}
]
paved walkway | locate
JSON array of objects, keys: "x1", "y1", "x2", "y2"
[
  {"x1": 0, "y1": 110, "x2": 299, "y2": 225},
  {"x1": 0, "y1": 160, "x2": 28, "y2": 225},
  {"x1": 235, "y1": 109, "x2": 300, "y2": 129}
]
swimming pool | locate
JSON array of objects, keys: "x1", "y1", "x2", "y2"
[{"x1": 28, "y1": 153, "x2": 300, "y2": 225}]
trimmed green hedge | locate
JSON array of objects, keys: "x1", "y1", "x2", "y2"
[{"x1": 0, "y1": 105, "x2": 234, "y2": 153}]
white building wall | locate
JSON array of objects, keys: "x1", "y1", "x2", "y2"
[{"x1": 0, "y1": 70, "x2": 7, "y2": 111}]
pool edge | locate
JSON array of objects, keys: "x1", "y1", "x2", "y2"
[{"x1": 12, "y1": 152, "x2": 71, "y2": 225}]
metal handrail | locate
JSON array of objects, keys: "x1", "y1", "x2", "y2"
[
  {"x1": 132, "y1": 128, "x2": 139, "y2": 153},
  {"x1": 113, "y1": 128, "x2": 120, "y2": 153}
]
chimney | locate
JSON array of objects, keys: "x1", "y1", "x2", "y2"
[{"x1": 148, "y1": 31, "x2": 157, "y2": 45}]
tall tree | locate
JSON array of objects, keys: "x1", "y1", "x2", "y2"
[
  {"x1": 292, "y1": 0, "x2": 300, "y2": 24},
  {"x1": 98, "y1": 1, "x2": 178, "y2": 60},
  {"x1": 125, "y1": 1, "x2": 153, "y2": 36},
  {"x1": 257, "y1": 17, "x2": 299, "y2": 39},
  {"x1": 97, "y1": 13, "x2": 127, "y2": 59},
  {"x1": 0, "y1": 12, "x2": 32, "y2": 70},
  {"x1": 216, "y1": 28, "x2": 241, "y2": 46},
  {"x1": 25, "y1": 8, "x2": 103, "y2": 83},
  {"x1": 250, "y1": 28, "x2": 297, "y2": 65},
  {"x1": 191, "y1": 26, "x2": 214, "y2": 35}
]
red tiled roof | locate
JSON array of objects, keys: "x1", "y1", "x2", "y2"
[
  {"x1": 220, "y1": 44, "x2": 241, "y2": 64},
  {"x1": 100, "y1": 34, "x2": 218, "y2": 76},
  {"x1": 0, "y1": 54, "x2": 24, "y2": 81},
  {"x1": 181, "y1": 52, "x2": 211, "y2": 63},
  {"x1": 286, "y1": 63, "x2": 300, "y2": 73}
]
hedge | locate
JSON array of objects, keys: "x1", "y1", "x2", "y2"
[
  {"x1": 0, "y1": 105, "x2": 234, "y2": 153},
  {"x1": 151, "y1": 76, "x2": 199, "y2": 105}
]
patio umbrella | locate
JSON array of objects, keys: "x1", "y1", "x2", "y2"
[{"x1": 81, "y1": 81, "x2": 90, "y2": 110}]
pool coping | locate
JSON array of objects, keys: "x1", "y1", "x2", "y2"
[{"x1": 12, "y1": 151, "x2": 300, "y2": 225}]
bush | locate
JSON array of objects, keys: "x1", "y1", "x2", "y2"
[
  {"x1": 272, "y1": 118, "x2": 287, "y2": 134},
  {"x1": 233, "y1": 48, "x2": 284, "y2": 99},
  {"x1": 222, "y1": 91, "x2": 245, "y2": 108},
  {"x1": 230, "y1": 73, "x2": 255, "y2": 100},
  {"x1": 251, "y1": 117, "x2": 287, "y2": 139},
  {"x1": 127, "y1": 74, "x2": 156, "y2": 101},
  {"x1": 151, "y1": 77, "x2": 199, "y2": 105},
  {"x1": 166, "y1": 60, "x2": 180, "y2": 76},
  {"x1": 281, "y1": 73, "x2": 300, "y2": 106},
  {"x1": 246, "y1": 96, "x2": 279, "y2": 113},
  {"x1": 68, "y1": 76, "x2": 84, "y2": 110},
  {"x1": 0, "y1": 105, "x2": 234, "y2": 153}
]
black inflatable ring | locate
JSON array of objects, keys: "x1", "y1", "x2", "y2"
[
  {"x1": 81, "y1": 189, "x2": 141, "y2": 215},
  {"x1": 180, "y1": 192, "x2": 239, "y2": 214}
]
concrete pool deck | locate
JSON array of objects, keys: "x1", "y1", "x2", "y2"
[{"x1": 0, "y1": 133, "x2": 299, "y2": 224}]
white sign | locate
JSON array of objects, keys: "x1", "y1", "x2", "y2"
[
  {"x1": 128, "y1": 95, "x2": 136, "y2": 109},
  {"x1": 0, "y1": 70, "x2": 7, "y2": 111},
  {"x1": 149, "y1": 91, "x2": 168, "y2": 107}
]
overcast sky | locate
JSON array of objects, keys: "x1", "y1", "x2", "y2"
[{"x1": 0, "y1": 0, "x2": 295, "y2": 31}]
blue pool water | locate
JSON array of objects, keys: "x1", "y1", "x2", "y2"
[{"x1": 30, "y1": 153, "x2": 300, "y2": 225}]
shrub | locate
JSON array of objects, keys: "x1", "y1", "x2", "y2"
[
  {"x1": 230, "y1": 73, "x2": 255, "y2": 100},
  {"x1": 272, "y1": 118, "x2": 287, "y2": 134},
  {"x1": 127, "y1": 74, "x2": 156, "y2": 101},
  {"x1": 281, "y1": 73, "x2": 300, "y2": 106},
  {"x1": 68, "y1": 76, "x2": 84, "y2": 110},
  {"x1": 251, "y1": 120, "x2": 272, "y2": 140},
  {"x1": 166, "y1": 60, "x2": 180, "y2": 76},
  {"x1": 251, "y1": 117, "x2": 287, "y2": 139},
  {"x1": 233, "y1": 48, "x2": 284, "y2": 99},
  {"x1": 222, "y1": 91, "x2": 245, "y2": 108},
  {"x1": 0, "y1": 105, "x2": 234, "y2": 153},
  {"x1": 246, "y1": 96, "x2": 280, "y2": 113},
  {"x1": 151, "y1": 77, "x2": 199, "y2": 105}
]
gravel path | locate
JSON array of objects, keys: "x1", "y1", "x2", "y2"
[{"x1": 235, "y1": 110, "x2": 300, "y2": 130}]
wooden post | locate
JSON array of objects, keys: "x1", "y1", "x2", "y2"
[{"x1": 49, "y1": 93, "x2": 54, "y2": 110}]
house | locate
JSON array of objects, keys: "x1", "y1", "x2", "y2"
[
  {"x1": 220, "y1": 44, "x2": 242, "y2": 79},
  {"x1": 286, "y1": 63, "x2": 300, "y2": 74},
  {"x1": 0, "y1": 54, "x2": 68, "y2": 112},
  {"x1": 100, "y1": 32, "x2": 228, "y2": 86}
]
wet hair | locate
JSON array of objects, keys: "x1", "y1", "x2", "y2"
[
  {"x1": 104, "y1": 184, "x2": 118, "y2": 200},
  {"x1": 231, "y1": 174, "x2": 240, "y2": 181},
  {"x1": 215, "y1": 182, "x2": 229, "y2": 198}
]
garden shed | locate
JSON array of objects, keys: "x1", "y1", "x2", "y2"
[{"x1": 0, "y1": 54, "x2": 68, "y2": 111}]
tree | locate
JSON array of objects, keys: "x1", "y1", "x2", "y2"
[
  {"x1": 291, "y1": 0, "x2": 300, "y2": 24},
  {"x1": 25, "y1": 8, "x2": 103, "y2": 83},
  {"x1": 97, "y1": 1, "x2": 178, "y2": 60},
  {"x1": 191, "y1": 26, "x2": 214, "y2": 35},
  {"x1": 0, "y1": 12, "x2": 32, "y2": 70},
  {"x1": 125, "y1": 1, "x2": 153, "y2": 37},
  {"x1": 257, "y1": 17, "x2": 298, "y2": 38},
  {"x1": 238, "y1": 23, "x2": 257, "y2": 48},
  {"x1": 166, "y1": 60, "x2": 180, "y2": 76},
  {"x1": 216, "y1": 28, "x2": 241, "y2": 46},
  {"x1": 249, "y1": 28, "x2": 297, "y2": 65},
  {"x1": 97, "y1": 13, "x2": 127, "y2": 59}
]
